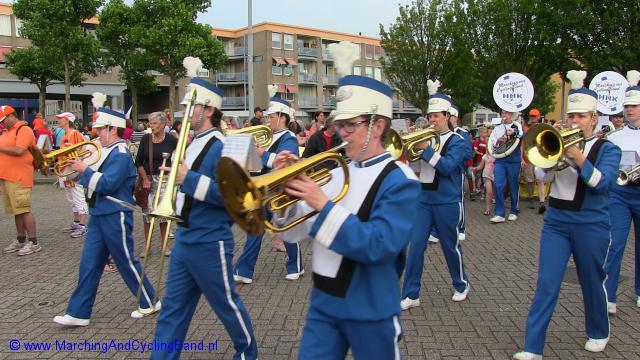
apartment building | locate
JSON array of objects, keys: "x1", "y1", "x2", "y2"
[{"x1": 212, "y1": 22, "x2": 421, "y2": 123}]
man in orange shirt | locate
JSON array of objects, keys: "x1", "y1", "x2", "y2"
[
  {"x1": 0, "y1": 105, "x2": 40, "y2": 256},
  {"x1": 57, "y1": 112, "x2": 89, "y2": 238},
  {"x1": 33, "y1": 113, "x2": 44, "y2": 131}
]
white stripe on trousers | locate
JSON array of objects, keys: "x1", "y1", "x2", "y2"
[
  {"x1": 120, "y1": 212, "x2": 153, "y2": 307},
  {"x1": 219, "y1": 240, "x2": 252, "y2": 358},
  {"x1": 393, "y1": 315, "x2": 402, "y2": 360},
  {"x1": 455, "y1": 202, "x2": 468, "y2": 288}
]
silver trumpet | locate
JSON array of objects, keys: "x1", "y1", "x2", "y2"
[{"x1": 617, "y1": 165, "x2": 640, "y2": 186}]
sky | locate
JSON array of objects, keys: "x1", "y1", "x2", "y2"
[{"x1": 200, "y1": 0, "x2": 412, "y2": 37}]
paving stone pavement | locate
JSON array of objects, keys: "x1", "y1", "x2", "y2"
[{"x1": 0, "y1": 185, "x2": 638, "y2": 359}]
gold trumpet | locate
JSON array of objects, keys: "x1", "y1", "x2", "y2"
[
  {"x1": 226, "y1": 125, "x2": 272, "y2": 148},
  {"x1": 43, "y1": 141, "x2": 100, "y2": 177},
  {"x1": 524, "y1": 123, "x2": 584, "y2": 170},
  {"x1": 617, "y1": 165, "x2": 640, "y2": 186},
  {"x1": 150, "y1": 87, "x2": 197, "y2": 221},
  {"x1": 387, "y1": 128, "x2": 440, "y2": 162},
  {"x1": 216, "y1": 142, "x2": 349, "y2": 235}
]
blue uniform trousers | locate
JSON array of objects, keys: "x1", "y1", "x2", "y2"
[
  {"x1": 298, "y1": 306, "x2": 402, "y2": 360},
  {"x1": 151, "y1": 241, "x2": 257, "y2": 360},
  {"x1": 234, "y1": 230, "x2": 303, "y2": 279},
  {"x1": 523, "y1": 220, "x2": 610, "y2": 355},
  {"x1": 66, "y1": 211, "x2": 154, "y2": 319},
  {"x1": 494, "y1": 161, "x2": 521, "y2": 217},
  {"x1": 605, "y1": 190, "x2": 640, "y2": 302},
  {"x1": 402, "y1": 192, "x2": 469, "y2": 300}
]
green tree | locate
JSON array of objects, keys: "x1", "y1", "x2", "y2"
[
  {"x1": 552, "y1": 0, "x2": 640, "y2": 73},
  {"x1": 138, "y1": 0, "x2": 227, "y2": 112},
  {"x1": 13, "y1": 0, "x2": 103, "y2": 112},
  {"x1": 5, "y1": 47, "x2": 64, "y2": 115},
  {"x1": 98, "y1": 0, "x2": 158, "y2": 124},
  {"x1": 466, "y1": 0, "x2": 571, "y2": 115},
  {"x1": 379, "y1": 0, "x2": 480, "y2": 119}
]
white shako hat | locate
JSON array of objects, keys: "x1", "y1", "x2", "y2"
[
  {"x1": 93, "y1": 108, "x2": 126, "y2": 129},
  {"x1": 427, "y1": 79, "x2": 452, "y2": 114},
  {"x1": 180, "y1": 57, "x2": 223, "y2": 109},
  {"x1": 624, "y1": 70, "x2": 640, "y2": 106},
  {"x1": 566, "y1": 70, "x2": 597, "y2": 114},
  {"x1": 449, "y1": 104, "x2": 459, "y2": 117},
  {"x1": 264, "y1": 97, "x2": 292, "y2": 116}
]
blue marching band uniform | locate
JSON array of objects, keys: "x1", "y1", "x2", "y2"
[
  {"x1": 402, "y1": 82, "x2": 470, "y2": 309},
  {"x1": 604, "y1": 70, "x2": 640, "y2": 312},
  {"x1": 452, "y1": 105, "x2": 473, "y2": 240},
  {"x1": 275, "y1": 74, "x2": 422, "y2": 359},
  {"x1": 151, "y1": 78, "x2": 257, "y2": 360},
  {"x1": 491, "y1": 115, "x2": 524, "y2": 221},
  {"x1": 234, "y1": 99, "x2": 304, "y2": 282},
  {"x1": 54, "y1": 108, "x2": 157, "y2": 327},
  {"x1": 514, "y1": 71, "x2": 622, "y2": 360}
]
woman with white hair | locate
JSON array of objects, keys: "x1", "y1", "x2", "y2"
[{"x1": 513, "y1": 71, "x2": 621, "y2": 359}]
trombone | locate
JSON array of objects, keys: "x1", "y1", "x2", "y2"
[
  {"x1": 216, "y1": 143, "x2": 349, "y2": 235},
  {"x1": 136, "y1": 152, "x2": 172, "y2": 316},
  {"x1": 387, "y1": 128, "x2": 440, "y2": 162},
  {"x1": 617, "y1": 165, "x2": 640, "y2": 186},
  {"x1": 524, "y1": 123, "x2": 584, "y2": 170},
  {"x1": 150, "y1": 88, "x2": 197, "y2": 221},
  {"x1": 43, "y1": 141, "x2": 100, "y2": 177},
  {"x1": 225, "y1": 125, "x2": 272, "y2": 148}
]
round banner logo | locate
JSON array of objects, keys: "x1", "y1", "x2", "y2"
[
  {"x1": 493, "y1": 72, "x2": 534, "y2": 112},
  {"x1": 589, "y1": 71, "x2": 627, "y2": 115}
]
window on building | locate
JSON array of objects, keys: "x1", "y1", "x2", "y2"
[
  {"x1": 284, "y1": 34, "x2": 294, "y2": 50},
  {"x1": 365, "y1": 66, "x2": 373, "y2": 78},
  {"x1": 364, "y1": 44, "x2": 374, "y2": 59},
  {"x1": 353, "y1": 66, "x2": 361, "y2": 76},
  {"x1": 272, "y1": 63, "x2": 282, "y2": 75},
  {"x1": 374, "y1": 67, "x2": 382, "y2": 81},
  {"x1": 284, "y1": 64, "x2": 293, "y2": 76},
  {"x1": 374, "y1": 46, "x2": 382, "y2": 60},
  {"x1": 0, "y1": 15, "x2": 12, "y2": 36},
  {"x1": 14, "y1": 17, "x2": 22, "y2": 37},
  {"x1": 353, "y1": 43, "x2": 361, "y2": 59},
  {"x1": 271, "y1": 32, "x2": 282, "y2": 49}
]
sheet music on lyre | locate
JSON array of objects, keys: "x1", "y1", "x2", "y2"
[
  {"x1": 620, "y1": 150, "x2": 640, "y2": 168},
  {"x1": 222, "y1": 134, "x2": 262, "y2": 172}
]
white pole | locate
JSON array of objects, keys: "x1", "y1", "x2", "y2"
[{"x1": 247, "y1": 0, "x2": 254, "y2": 116}]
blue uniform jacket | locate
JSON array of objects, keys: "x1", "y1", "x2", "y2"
[
  {"x1": 545, "y1": 137, "x2": 621, "y2": 223},
  {"x1": 419, "y1": 131, "x2": 466, "y2": 205},
  {"x1": 260, "y1": 130, "x2": 298, "y2": 169},
  {"x1": 79, "y1": 141, "x2": 136, "y2": 216},
  {"x1": 176, "y1": 129, "x2": 234, "y2": 244}
]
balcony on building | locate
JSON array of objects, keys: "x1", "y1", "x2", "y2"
[
  {"x1": 321, "y1": 48, "x2": 333, "y2": 62},
  {"x1": 298, "y1": 72, "x2": 318, "y2": 84},
  {"x1": 323, "y1": 96, "x2": 336, "y2": 109},
  {"x1": 403, "y1": 101, "x2": 419, "y2": 112},
  {"x1": 323, "y1": 73, "x2": 338, "y2": 86},
  {"x1": 215, "y1": 72, "x2": 247, "y2": 84},
  {"x1": 298, "y1": 96, "x2": 318, "y2": 109},
  {"x1": 225, "y1": 46, "x2": 246, "y2": 60},
  {"x1": 392, "y1": 99, "x2": 400, "y2": 109},
  {"x1": 221, "y1": 96, "x2": 246, "y2": 109},
  {"x1": 298, "y1": 46, "x2": 318, "y2": 61}
]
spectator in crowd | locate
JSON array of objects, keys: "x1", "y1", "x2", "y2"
[
  {"x1": 522, "y1": 109, "x2": 542, "y2": 209},
  {"x1": 250, "y1": 107, "x2": 264, "y2": 126},
  {"x1": 610, "y1": 112, "x2": 625, "y2": 130},
  {"x1": 170, "y1": 121, "x2": 181, "y2": 138},
  {"x1": 122, "y1": 119, "x2": 134, "y2": 141},
  {"x1": 0, "y1": 105, "x2": 40, "y2": 256},
  {"x1": 472, "y1": 131, "x2": 496, "y2": 216},
  {"x1": 472, "y1": 126, "x2": 488, "y2": 191},
  {"x1": 35, "y1": 122, "x2": 54, "y2": 147},
  {"x1": 301, "y1": 112, "x2": 342, "y2": 161},
  {"x1": 163, "y1": 108, "x2": 173, "y2": 133},
  {"x1": 53, "y1": 124, "x2": 65, "y2": 150},
  {"x1": 130, "y1": 122, "x2": 146, "y2": 144},
  {"x1": 308, "y1": 110, "x2": 325, "y2": 136},
  {"x1": 32, "y1": 112, "x2": 44, "y2": 131}
]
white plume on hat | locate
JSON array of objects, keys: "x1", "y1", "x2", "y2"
[
  {"x1": 427, "y1": 80, "x2": 441, "y2": 95},
  {"x1": 268, "y1": 84, "x2": 278, "y2": 98},
  {"x1": 627, "y1": 70, "x2": 640, "y2": 87},
  {"x1": 328, "y1": 41, "x2": 360, "y2": 78},
  {"x1": 91, "y1": 92, "x2": 107, "y2": 109},
  {"x1": 183, "y1": 56, "x2": 203, "y2": 78},
  {"x1": 567, "y1": 70, "x2": 587, "y2": 90}
]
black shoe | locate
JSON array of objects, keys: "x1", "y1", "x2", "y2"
[{"x1": 538, "y1": 203, "x2": 546, "y2": 214}]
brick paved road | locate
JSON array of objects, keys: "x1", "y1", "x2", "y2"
[{"x1": 0, "y1": 185, "x2": 638, "y2": 359}]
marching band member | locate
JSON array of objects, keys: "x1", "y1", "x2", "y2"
[
  {"x1": 53, "y1": 108, "x2": 157, "y2": 327},
  {"x1": 56, "y1": 112, "x2": 89, "y2": 238},
  {"x1": 450, "y1": 104, "x2": 473, "y2": 240},
  {"x1": 151, "y1": 75, "x2": 257, "y2": 359},
  {"x1": 490, "y1": 110, "x2": 524, "y2": 223},
  {"x1": 234, "y1": 95, "x2": 304, "y2": 283},
  {"x1": 272, "y1": 41, "x2": 421, "y2": 359},
  {"x1": 514, "y1": 71, "x2": 621, "y2": 359},
  {"x1": 401, "y1": 80, "x2": 470, "y2": 310},
  {"x1": 604, "y1": 70, "x2": 640, "y2": 313}
]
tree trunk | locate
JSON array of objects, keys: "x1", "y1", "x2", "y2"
[
  {"x1": 38, "y1": 80, "x2": 46, "y2": 119},
  {"x1": 64, "y1": 60, "x2": 71, "y2": 112},
  {"x1": 131, "y1": 87, "x2": 138, "y2": 126},
  {"x1": 169, "y1": 75, "x2": 176, "y2": 113}
]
